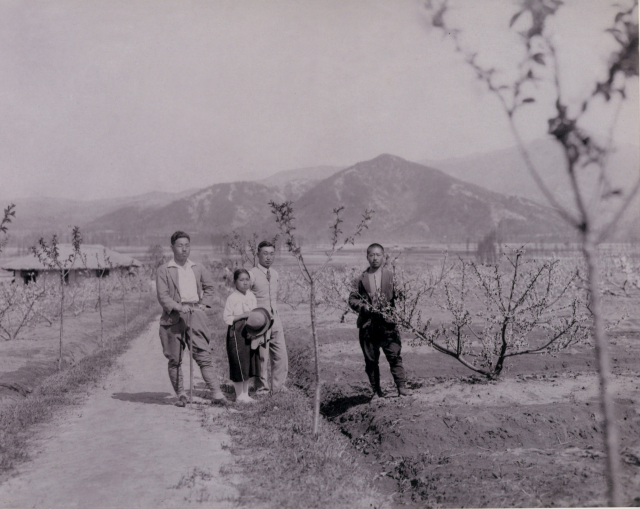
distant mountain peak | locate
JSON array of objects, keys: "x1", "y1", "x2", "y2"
[
  {"x1": 372, "y1": 153, "x2": 403, "y2": 162},
  {"x1": 291, "y1": 152, "x2": 570, "y2": 243}
]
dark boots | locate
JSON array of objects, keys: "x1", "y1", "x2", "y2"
[
  {"x1": 367, "y1": 369, "x2": 384, "y2": 399},
  {"x1": 368, "y1": 367, "x2": 410, "y2": 398},
  {"x1": 397, "y1": 382, "x2": 409, "y2": 397}
]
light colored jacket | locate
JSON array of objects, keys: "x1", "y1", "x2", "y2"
[
  {"x1": 249, "y1": 265, "x2": 279, "y2": 313},
  {"x1": 156, "y1": 261, "x2": 215, "y2": 326}
]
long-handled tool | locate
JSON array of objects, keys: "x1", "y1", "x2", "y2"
[{"x1": 187, "y1": 310, "x2": 194, "y2": 408}]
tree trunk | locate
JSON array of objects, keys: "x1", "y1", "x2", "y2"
[
  {"x1": 491, "y1": 321, "x2": 510, "y2": 378},
  {"x1": 583, "y1": 239, "x2": 621, "y2": 507},
  {"x1": 309, "y1": 280, "x2": 321, "y2": 437},
  {"x1": 121, "y1": 279, "x2": 127, "y2": 339},
  {"x1": 59, "y1": 272, "x2": 65, "y2": 371},
  {"x1": 98, "y1": 276, "x2": 103, "y2": 347}
]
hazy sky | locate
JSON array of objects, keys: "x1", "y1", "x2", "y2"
[{"x1": 0, "y1": 0, "x2": 638, "y2": 200}]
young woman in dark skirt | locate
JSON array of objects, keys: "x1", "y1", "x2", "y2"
[{"x1": 222, "y1": 269, "x2": 259, "y2": 403}]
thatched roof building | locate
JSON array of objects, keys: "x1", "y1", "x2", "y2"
[{"x1": 1, "y1": 245, "x2": 141, "y2": 284}]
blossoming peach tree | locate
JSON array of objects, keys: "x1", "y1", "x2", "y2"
[{"x1": 370, "y1": 248, "x2": 591, "y2": 379}]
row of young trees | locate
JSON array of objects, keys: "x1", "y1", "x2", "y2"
[{"x1": 0, "y1": 211, "x2": 151, "y2": 373}]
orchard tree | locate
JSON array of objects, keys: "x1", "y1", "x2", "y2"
[
  {"x1": 146, "y1": 244, "x2": 167, "y2": 279},
  {"x1": 104, "y1": 252, "x2": 132, "y2": 340},
  {"x1": 270, "y1": 201, "x2": 373, "y2": 437},
  {"x1": 93, "y1": 250, "x2": 109, "y2": 346},
  {"x1": 31, "y1": 226, "x2": 83, "y2": 371},
  {"x1": 374, "y1": 248, "x2": 590, "y2": 379},
  {"x1": 0, "y1": 204, "x2": 16, "y2": 254},
  {"x1": 422, "y1": 1, "x2": 639, "y2": 504},
  {"x1": 0, "y1": 281, "x2": 48, "y2": 342},
  {"x1": 226, "y1": 231, "x2": 279, "y2": 268}
]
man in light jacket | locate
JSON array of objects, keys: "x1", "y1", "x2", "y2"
[
  {"x1": 156, "y1": 231, "x2": 226, "y2": 406},
  {"x1": 249, "y1": 240, "x2": 288, "y2": 394}
]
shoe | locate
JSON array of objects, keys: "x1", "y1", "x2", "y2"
[
  {"x1": 254, "y1": 388, "x2": 270, "y2": 397},
  {"x1": 236, "y1": 394, "x2": 256, "y2": 404},
  {"x1": 210, "y1": 391, "x2": 228, "y2": 405},
  {"x1": 371, "y1": 387, "x2": 385, "y2": 399},
  {"x1": 397, "y1": 384, "x2": 410, "y2": 397},
  {"x1": 175, "y1": 394, "x2": 188, "y2": 407},
  {"x1": 371, "y1": 370, "x2": 384, "y2": 398}
]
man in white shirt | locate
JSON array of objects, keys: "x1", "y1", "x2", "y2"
[
  {"x1": 156, "y1": 231, "x2": 226, "y2": 406},
  {"x1": 249, "y1": 240, "x2": 288, "y2": 394}
]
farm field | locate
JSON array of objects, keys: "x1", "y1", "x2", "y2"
[
  {"x1": 0, "y1": 287, "x2": 157, "y2": 410},
  {"x1": 282, "y1": 288, "x2": 640, "y2": 507},
  {"x1": 1, "y1": 242, "x2": 639, "y2": 507}
]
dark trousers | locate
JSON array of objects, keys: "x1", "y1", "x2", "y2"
[
  {"x1": 159, "y1": 309, "x2": 221, "y2": 397},
  {"x1": 359, "y1": 326, "x2": 406, "y2": 387}
]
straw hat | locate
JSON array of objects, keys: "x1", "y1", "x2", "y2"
[{"x1": 245, "y1": 307, "x2": 273, "y2": 340}]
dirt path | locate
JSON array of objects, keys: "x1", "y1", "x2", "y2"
[{"x1": 0, "y1": 320, "x2": 238, "y2": 508}]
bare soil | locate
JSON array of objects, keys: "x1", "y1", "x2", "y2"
[
  {"x1": 1, "y1": 275, "x2": 638, "y2": 508},
  {"x1": 0, "y1": 320, "x2": 239, "y2": 508},
  {"x1": 282, "y1": 294, "x2": 640, "y2": 507}
]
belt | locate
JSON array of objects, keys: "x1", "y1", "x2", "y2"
[{"x1": 182, "y1": 302, "x2": 200, "y2": 307}]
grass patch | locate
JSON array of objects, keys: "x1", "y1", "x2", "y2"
[
  {"x1": 217, "y1": 391, "x2": 382, "y2": 509},
  {"x1": 0, "y1": 295, "x2": 157, "y2": 475},
  {"x1": 204, "y1": 301, "x2": 385, "y2": 509}
]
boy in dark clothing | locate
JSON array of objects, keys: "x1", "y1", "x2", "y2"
[{"x1": 348, "y1": 243, "x2": 408, "y2": 398}]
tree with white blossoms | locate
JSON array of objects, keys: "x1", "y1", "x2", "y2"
[
  {"x1": 377, "y1": 248, "x2": 590, "y2": 380},
  {"x1": 0, "y1": 277, "x2": 48, "y2": 342},
  {"x1": 422, "y1": 1, "x2": 638, "y2": 503}
]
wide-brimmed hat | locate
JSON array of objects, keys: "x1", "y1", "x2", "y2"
[{"x1": 244, "y1": 307, "x2": 273, "y2": 339}]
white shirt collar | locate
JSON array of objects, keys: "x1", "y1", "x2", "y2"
[
  {"x1": 168, "y1": 258, "x2": 195, "y2": 269},
  {"x1": 257, "y1": 263, "x2": 271, "y2": 273}
]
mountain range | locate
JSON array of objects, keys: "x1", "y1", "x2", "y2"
[{"x1": 4, "y1": 139, "x2": 638, "y2": 247}]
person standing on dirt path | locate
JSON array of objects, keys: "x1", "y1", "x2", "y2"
[
  {"x1": 349, "y1": 243, "x2": 409, "y2": 399},
  {"x1": 249, "y1": 240, "x2": 288, "y2": 395},
  {"x1": 156, "y1": 231, "x2": 227, "y2": 407}
]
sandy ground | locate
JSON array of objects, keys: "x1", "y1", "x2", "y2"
[
  {"x1": 282, "y1": 303, "x2": 640, "y2": 506},
  {"x1": 0, "y1": 320, "x2": 239, "y2": 509}
]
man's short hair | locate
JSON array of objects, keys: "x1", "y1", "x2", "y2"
[
  {"x1": 366, "y1": 243, "x2": 385, "y2": 255},
  {"x1": 171, "y1": 231, "x2": 190, "y2": 245},
  {"x1": 257, "y1": 240, "x2": 276, "y2": 253}
]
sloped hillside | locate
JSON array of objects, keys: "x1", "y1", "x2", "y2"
[
  {"x1": 85, "y1": 181, "x2": 284, "y2": 236},
  {"x1": 292, "y1": 154, "x2": 570, "y2": 243},
  {"x1": 422, "y1": 139, "x2": 639, "y2": 207},
  {"x1": 260, "y1": 165, "x2": 343, "y2": 200},
  {"x1": 81, "y1": 155, "x2": 573, "y2": 244}
]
